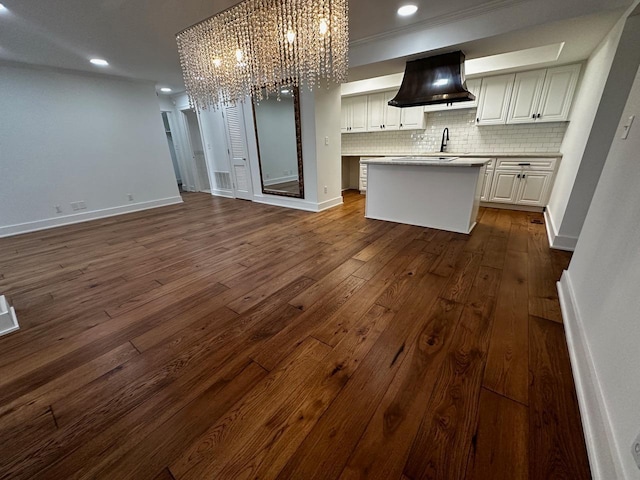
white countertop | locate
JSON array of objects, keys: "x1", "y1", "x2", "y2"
[
  {"x1": 345, "y1": 152, "x2": 561, "y2": 159},
  {"x1": 360, "y1": 156, "x2": 490, "y2": 167}
]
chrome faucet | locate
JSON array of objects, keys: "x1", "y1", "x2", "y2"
[{"x1": 440, "y1": 127, "x2": 449, "y2": 152}]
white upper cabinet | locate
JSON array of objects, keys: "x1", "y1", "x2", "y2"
[
  {"x1": 476, "y1": 74, "x2": 515, "y2": 125},
  {"x1": 506, "y1": 64, "x2": 580, "y2": 124},
  {"x1": 400, "y1": 106, "x2": 425, "y2": 129},
  {"x1": 383, "y1": 91, "x2": 401, "y2": 130},
  {"x1": 367, "y1": 92, "x2": 386, "y2": 131},
  {"x1": 507, "y1": 70, "x2": 546, "y2": 124},
  {"x1": 424, "y1": 78, "x2": 482, "y2": 112},
  {"x1": 350, "y1": 96, "x2": 368, "y2": 132},
  {"x1": 536, "y1": 64, "x2": 581, "y2": 122},
  {"x1": 365, "y1": 91, "x2": 422, "y2": 131},
  {"x1": 341, "y1": 96, "x2": 368, "y2": 133}
]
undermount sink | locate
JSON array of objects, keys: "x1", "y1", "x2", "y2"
[{"x1": 390, "y1": 156, "x2": 458, "y2": 162}]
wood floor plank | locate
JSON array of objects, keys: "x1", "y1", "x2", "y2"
[
  {"x1": 464, "y1": 388, "x2": 528, "y2": 480},
  {"x1": 402, "y1": 277, "x2": 497, "y2": 480},
  {"x1": 529, "y1": 316, "x2": 591, "y2": 480},
  {"x1": 483, "y1": 250, "x2": 529, "y2": 405}
]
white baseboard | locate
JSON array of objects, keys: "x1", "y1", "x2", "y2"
[
  {"x1": 544, "y1": 209, "x2": 578, "y2": 251},
  {"x1": 557, "y1": 271, "x2": 623, "y2": 480},
  {"x1": 479, "y1": 201, "x2": 543, "y2": 213},
  {"x1": 210, "y1": 189, "x2": 235, "y2": 199},
  {"x1": 252, "y1": 194, "x2": 343, "y2": 212},
  {"x1": 0, "y1": 196, "x2": 183, "y2": 238}
]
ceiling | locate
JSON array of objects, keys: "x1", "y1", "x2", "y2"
[{"x1": 0, "y1": 0, "x2": 632, "y2": 93}]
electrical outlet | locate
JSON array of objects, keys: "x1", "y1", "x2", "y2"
[
  {"x1": 55, "y1": 205, "x2": 62, "y2": 214},
  {"x1": 324, "y1": 186, "x2": 328, "y2": 194},
  {"x1": 632, "y1": 432, "x2": 640, "y2": 469},
  {"x1": 325, "y1": 136, "x2": 329, "y2": 146},
  {"x1": 78, "y1": 201, "x2": 86, "y2": 210},
  {"x1": 70, "y1": 202, "x2": 78, "y2": 211},
  {"x1": 127, "y1": 193, "x2": 134, "y2": 201}
]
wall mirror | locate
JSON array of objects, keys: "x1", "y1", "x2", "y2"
[{"x1": 253, "y1": 86, "x2": 304, "y2": 198}]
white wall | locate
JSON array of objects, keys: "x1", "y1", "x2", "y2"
[
  {"x1": 312, "y1": 86, "x2": 343, "y2": 209},
  {"x1": 547, "y1": 5, "x2": 640, "y2": 250},
  {"x1": 0, "y1": 63, "x2": 181, "y2": 237},
  {"x1": 561, "y1": 64, "x2": 640, "y2": 479}
]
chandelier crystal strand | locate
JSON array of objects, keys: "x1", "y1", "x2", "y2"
[{"x1": 176, "y1": 0, "x2": 348, "y2": 110}]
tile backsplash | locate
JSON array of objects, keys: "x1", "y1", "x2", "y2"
[{"x1": 341, "y1": 108, "x2": 567, "y2": 155}]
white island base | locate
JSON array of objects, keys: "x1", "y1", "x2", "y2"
[{"x1": 363, "y1": 157, "x2": 488, "y2": 234}]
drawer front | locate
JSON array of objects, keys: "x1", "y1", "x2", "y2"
[{"x1": 495, "y1": 158, "x2": 558, "y2": 171}]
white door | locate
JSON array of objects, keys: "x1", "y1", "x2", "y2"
[
  {"x1": 350, "y1": 96, "x2": 368, "y2": 133},
  {"x1": 516, "y1": 171, "x2": 552, "y2": 205},
  {"x1": 507, "y1": 70, "x2": 546, "y2": 124},
  {"x1": 537, "y1": 64, "x2": 581, "y2": 122},
  {"x1": 476, "y1": 74, "x2": 515, "y2": 125},
  {"x1": 383, "y1": 91, "x2": 401, "y2": 130},
  {"x1": 489, "y1": 170, "x2": 520, "y2": 203},
  {"x1": 367, "y1": 93, "x2": 385, "y2": 131},
  {"x1": 223, "y1": 105, "x2": 254, "y2": 201}
]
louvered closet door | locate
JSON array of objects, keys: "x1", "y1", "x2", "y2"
[{"x1": 224, "y1": 105, "x2": 254, "y2": 201}]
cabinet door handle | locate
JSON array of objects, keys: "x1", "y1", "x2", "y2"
[
  {"x1": 517, "y1": 174, "x2": 521, "y2": 178},
  {"x1": 400, "y1": 123, "x2": 403, "y2": 128},
  {"x1": 518, "y1": 162, "x2": 531, "y2": 166},
  {"x1": 522, "y1": 174, "x2": 526, "y2": 179},
  {"x1": 532, "y1": 114, "x2": 536, "y2": 119},
  {"x1": 476, "y1": 117, "x2": 479, "y2": 123},
  {"x1": 537, "y1": 113, "x2": 541, "y2": 118}
]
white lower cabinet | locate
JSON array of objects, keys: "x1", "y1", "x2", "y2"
[
  {"x1": 486, "y1": 157, "x2": 558, "y2": 207},
  {"x1": 359, "y1": 162, "x2": 369, "y2": 192},
  {"x1": 489, "y1": 170, "x2": 521, "y2": 203},
  {"x1": 515, "y1": 171, "x2": 553, "y2": 205},
  {"x1": 480, "y1": 160, "x2": 494, "y2": 202}
]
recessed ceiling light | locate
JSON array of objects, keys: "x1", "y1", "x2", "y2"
[
  {"x1": 433, "y1": 79, "x2": 449, "y2": 86},
  {"x1": 0, "y1": 4, "x2": 8, "y2": 13},
  {"x1": 160, "y1": 87, "x2": 172, "y2": 93},
  {"x1": 90, "y1": 58, "x2": 109, "y2": 67},
  {"x1": 397, "y1": 5, "x2": 418, "y2": 16}
]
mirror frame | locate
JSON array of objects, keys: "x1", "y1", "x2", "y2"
[{"x1": 252, "y1": 86, "x2": 305, "y2": 199}]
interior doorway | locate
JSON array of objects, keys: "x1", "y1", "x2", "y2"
[
  {"x1": 181, "y1": 109, "x2": 211, "y2": 193},
  {"x1": 161, "y1": 112, "x2": 183, "y2": 191}
]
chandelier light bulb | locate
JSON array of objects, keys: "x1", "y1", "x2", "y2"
[
  {"x1": 235, "y1": 49, "x2": 244, "y2": 62},
  {"x1": 213, "y1": 58, "x2": 222, "y2": 67},
  {"x1": 319, "y1": 18, "x2": 329, "y2": 35},
  {"x1": 286, "y1": 30, "x2": 296, "y2": 44}
]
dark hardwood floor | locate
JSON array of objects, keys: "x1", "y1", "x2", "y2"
[{"x1": 0, "y1": 191, "x2": 590, "y2": 479}]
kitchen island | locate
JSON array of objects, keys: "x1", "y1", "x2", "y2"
[{"x1": 361, "y1": 156, "x2": 489, "y2": 234}]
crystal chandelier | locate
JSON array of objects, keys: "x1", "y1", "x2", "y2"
[{"x1": 176, "y1": 0, "x2": 349, "y2": 110}]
